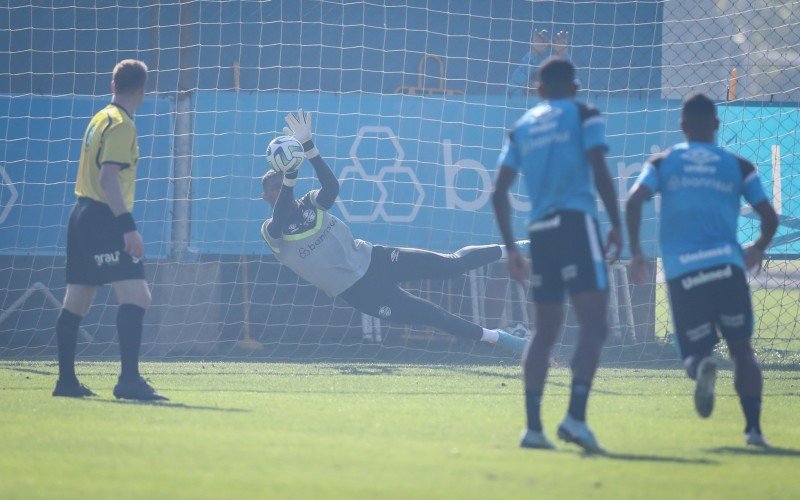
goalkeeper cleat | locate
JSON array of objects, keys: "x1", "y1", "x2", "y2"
[
  {"x1": 745, "y1": 429, "x2": 771, "y2": 448},
  {"x1": 496, "y1": 329, "x2": 527, "y2": 356},
  {"x1": 520, "y1": 429, "x2": 555, "y2": 450},
  {"x1": 694, "y1": 357, "x2": 717, "y2": 419},
  {"x1": 52, "y1": 379, "x2": 97, "y2": 398},
  {"x1": 557, "y1": 415, "x2": 606, "y2": 454},
  {"x1": 113, "y1": 377, "x2": 169, "y2": 402}
]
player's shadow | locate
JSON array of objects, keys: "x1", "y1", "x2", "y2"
[
  {"x1": 591, "y1": 452, "x2": 718, "y2": 465},
  {"x1": 706, "y1": 446, "x2": 800, "y2": 457},
  {"x1": 84, "y1": 398, "x2": 249, "y2": 413},
  {"x1": 1, "y1": 366, "x2": 55, "y2": 377}
]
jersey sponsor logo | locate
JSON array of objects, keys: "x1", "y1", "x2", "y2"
[
  {"x1": 561, "y1": 264, "x2": 578, "y2": 281},
  {"x1": 681, "y1": 265, "x2": 733, "y2": 290},
  {"x1": 528, "y1": 215, "x2": 561, "y2": 232},
  {"x1": 680, "y1": 147, "x2": 720, "y2": 167},
  {"x1": 720, "y1": 313, "x2": 746, "y2": 328},
  {"x1": 679, "y1": 244, "x2": 733, "y2": 265},
  {"x1": 685, "y1": 322, "x2": 713, "y2": 342},
  {"x1": 683, "y1": 164, "x2": 717, "y2": 175},
  {"x1": 667, "y1": 175, "x2": 733, "y2": 193},
  {"x1": 297, "y1": 218, "x2": 337, "y2": 259},
  {"x1": 378, "y1": 305, "x2": 392, "y2": 318},
  {"x1": 94, "y1": 251, "x2": 120, "y2": 267}
]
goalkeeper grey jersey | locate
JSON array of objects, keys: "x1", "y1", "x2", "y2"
[{"x1": 261, "y1": 192, "x2": 373, "y2": 297}]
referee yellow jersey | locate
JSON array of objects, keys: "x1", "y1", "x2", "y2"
[{"x1": 75, "y1": 103, "x2": 139, "y2": 211}]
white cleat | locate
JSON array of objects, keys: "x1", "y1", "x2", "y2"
[
  {"x1": 694, "y1": 357, "x2": 718, "y2": 419},
  {"x1": 520, "y1": 429, "x2": 555, "y2": 450},
  {"x1": 557, "y1": 415, "x2": 606, "y2": 454},
  {"x1": 745, "y1": 429, "x2": 771, "y2": 448}
]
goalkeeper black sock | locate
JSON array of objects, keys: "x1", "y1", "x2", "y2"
[
  {"x1": 56, "y1": 309, "x2": 82, "y2": 383},
  {"x1": 525, "y1": 388, "x2": 544, "y2": 432},
  {"x1": 117, "y1": 304, "x2": 145, "y2": 381},
  {"x1": 567, "y1": 379, "x2": 592, "y2": 422},
  {"x1": 739, "y1": 395, "x2": 762, "y2": 434}
]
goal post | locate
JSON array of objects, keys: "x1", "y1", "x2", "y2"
[{"x1": 0, "y1": 1, "x2": 798, "y2": 366}]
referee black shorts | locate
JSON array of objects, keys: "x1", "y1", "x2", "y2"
[
  {"x1": 65, "y1": 197, "x2": 145, "y2": 286},
  {"x1": 667, "y1": 264, "x2": 753, "y2": 360},
  {"x1": 527, "y1": 210, "x2": 608, "y2": 303}
]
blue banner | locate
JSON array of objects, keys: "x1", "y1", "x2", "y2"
[{"x1": 0, "y1": 95, "x2": 175, "y2": 257}]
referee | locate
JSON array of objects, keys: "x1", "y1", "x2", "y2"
[{"x1": 53, "y1": 59, "x2": 166, "y2": 400}]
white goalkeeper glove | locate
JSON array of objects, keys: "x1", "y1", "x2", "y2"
[{"x1": 284, "y1": 110, "x2": 318, "y2": 158}]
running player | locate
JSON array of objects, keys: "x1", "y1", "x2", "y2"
[
  {"x1": 626, "y1": 93, "x2": 778, "y2": 447},
  {"x1": 260, "y1": 111, "x2": 527, "y2": 355},
  {"x1": 53, "y1": 59, "x2": 167, "y2": 401},
  {"x1": 493, "y1": 58, "x2": 623, "y2": 453}
]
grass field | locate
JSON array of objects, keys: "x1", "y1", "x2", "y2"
[{"x1": 1, "y1": 361, "x2": 799, "y2": 499}]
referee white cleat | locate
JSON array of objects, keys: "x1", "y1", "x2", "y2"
[
  {"x1": 694, "y1": 357, "x2": 717, "y2": 419},
  {"x1": 745, "y1": 429, "x2": 771, "y2": 448},
  {"x1": 557, "y1": 415, "x2": 606, "y2": 454},
  {"x1": 520, "y1": 429, "x2": 555, "y2": 450}
]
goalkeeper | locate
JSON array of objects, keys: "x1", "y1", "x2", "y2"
[{"x1": 260, "y1": 111, "x2": 526, "y2": 355}]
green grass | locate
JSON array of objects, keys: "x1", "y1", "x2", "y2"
[{"x1": 1, "y1": 361, "x2": 799, "y2": 499}]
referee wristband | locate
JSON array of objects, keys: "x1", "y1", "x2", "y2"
[{"x1": 115, "y1": 212, "x2": 137, "y2": 234}]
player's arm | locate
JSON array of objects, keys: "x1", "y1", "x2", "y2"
[
  {"x1": 492, "y1": 131, "x2": 531, "y2": 285},
  {"x1": 581, "y1": 104, "x2": 622, "y2": 261},
  {"x1": 97, "y1": 123, "x2": 143, "y2": 259},
  {"x1": 284, "y1": 110, "x2": 339, "y2": 210},
  {"x1": 739, "y1": 157, "x2": 779, "y2": 271},
  {"x1": 625, "y1": 155, "x2": 661, "y2": 284},
  {"x1": 266, "y1": 174, "x2": 299, "y2": 239}
]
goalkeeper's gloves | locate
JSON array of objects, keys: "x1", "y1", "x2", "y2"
[{"x1": 284, "y1": 110, "x2": 319, "y2": 158}]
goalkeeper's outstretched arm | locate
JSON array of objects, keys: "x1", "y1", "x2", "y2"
[{"x1": 284, "y1": 110, "x2": 339, "y2": 210}]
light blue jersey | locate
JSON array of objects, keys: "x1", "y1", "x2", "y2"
[
  {"x1": 634, "y1": 142, "x2": 768, "y2": 279},
  {"x1": 497, "y1": 99, "x2": 608, "y2": 224}
]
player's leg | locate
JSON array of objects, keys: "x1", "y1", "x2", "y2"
[
  {"x1": 716, "y1": 268, "x2": 767, "y2": 446},
  {"x1": 111, "y1": 278, "x2": 166, "y2": 401},
  {"x1": 54, "y1": 199, "x2": 101, "y2": 398},
  {"x1": 667, "y1": 268, "x2": 721, "y2": 419},
  {"x1": 520, "y1": 219, "x2": 565, "y2": 449},
  {"x1": 555, "y1": 213, "x2": 610, "y2": 453},
  {"x1": 382, "y1": 244, "x2": 503, "y2": 283},
  {"x1": 346, "y1": 285, "x2": 526, "y2": 354},
  {"x1": 53, "y1": 284, "x2": 98, "y2": 397}
]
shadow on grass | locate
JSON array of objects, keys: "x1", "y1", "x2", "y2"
[
  {"x1": 599, "y1": 452, "x2": 718, "y2": 465},
  {"x1": 0, "y1": 365, "x2": 55, "y2": 377},
  {"x1": 84, "y1": 397, "x2": 249, "y2": 413},
  {"x1": 706, "y1": 446, "x2": 800, "y2": 457}
]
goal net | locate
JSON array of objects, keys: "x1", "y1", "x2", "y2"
[{"x1": 1, "y1": 0, "x2": 798, "y2": 365}]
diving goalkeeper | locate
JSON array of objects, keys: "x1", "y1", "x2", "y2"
[{"x1": 260, "y1": 111, "x2": 526, "y2": 355}]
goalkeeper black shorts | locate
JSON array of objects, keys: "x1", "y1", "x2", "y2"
[
  {"x1": 65, "y1": 197, "x2": 145, "y2": 286},
  {"x1": 527, "y1": 210, "x2": 608, "y2": 303},
  {"x1": 667, "y1": 264, "x2": 753, "y2": 360}
]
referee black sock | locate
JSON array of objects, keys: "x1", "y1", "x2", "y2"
[
  {"x1": 525, "y1": 388, "x2": 544, "y2": 432},
  {"x1": 739, "y1": 395, "x2": 762, "y2": 434},
  {"x1": 567, "y1": 379, "x2": 592, "y2": 422},
  {"x1": 56, "y1": 309, "x2": 82, "y2": 383},
  {"x1": 117, "y1": 304, "x2": 145, "y2": 381}
]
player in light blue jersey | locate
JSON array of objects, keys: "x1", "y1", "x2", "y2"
[
  {"x1": 626, "y1": 93, "x2": 778, "y2": 447},
  {"x1": 493, "y1": 58, "x2": 623, "y2": 453}
]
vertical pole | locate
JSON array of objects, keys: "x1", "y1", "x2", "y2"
[{"x1": 172, "y1": 0, "x2": 195, "y2": 259}]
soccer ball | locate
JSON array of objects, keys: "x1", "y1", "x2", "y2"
[{"x1": 266, "y1": 135, "x2": 304, "y2": 174}]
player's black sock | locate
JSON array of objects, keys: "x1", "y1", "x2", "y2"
[
  {"x1": 567, "y1": 379, "x2": 591, "y2": 422},
  {"x1": 525, "y1": 388, "x2": 544, "y2": 432},
  {"x1": 117, "y1": 304, "x2": 145, "y2": 381},
  {"x1": 739, "y1": 395, "x2": 762, "y2": 434},
  {"x1": 56, "y1": 309, "x2": 82, "y2": 383},
  {"x1": 452, "y1": 245, "x2": 503, "y2": 272}
]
